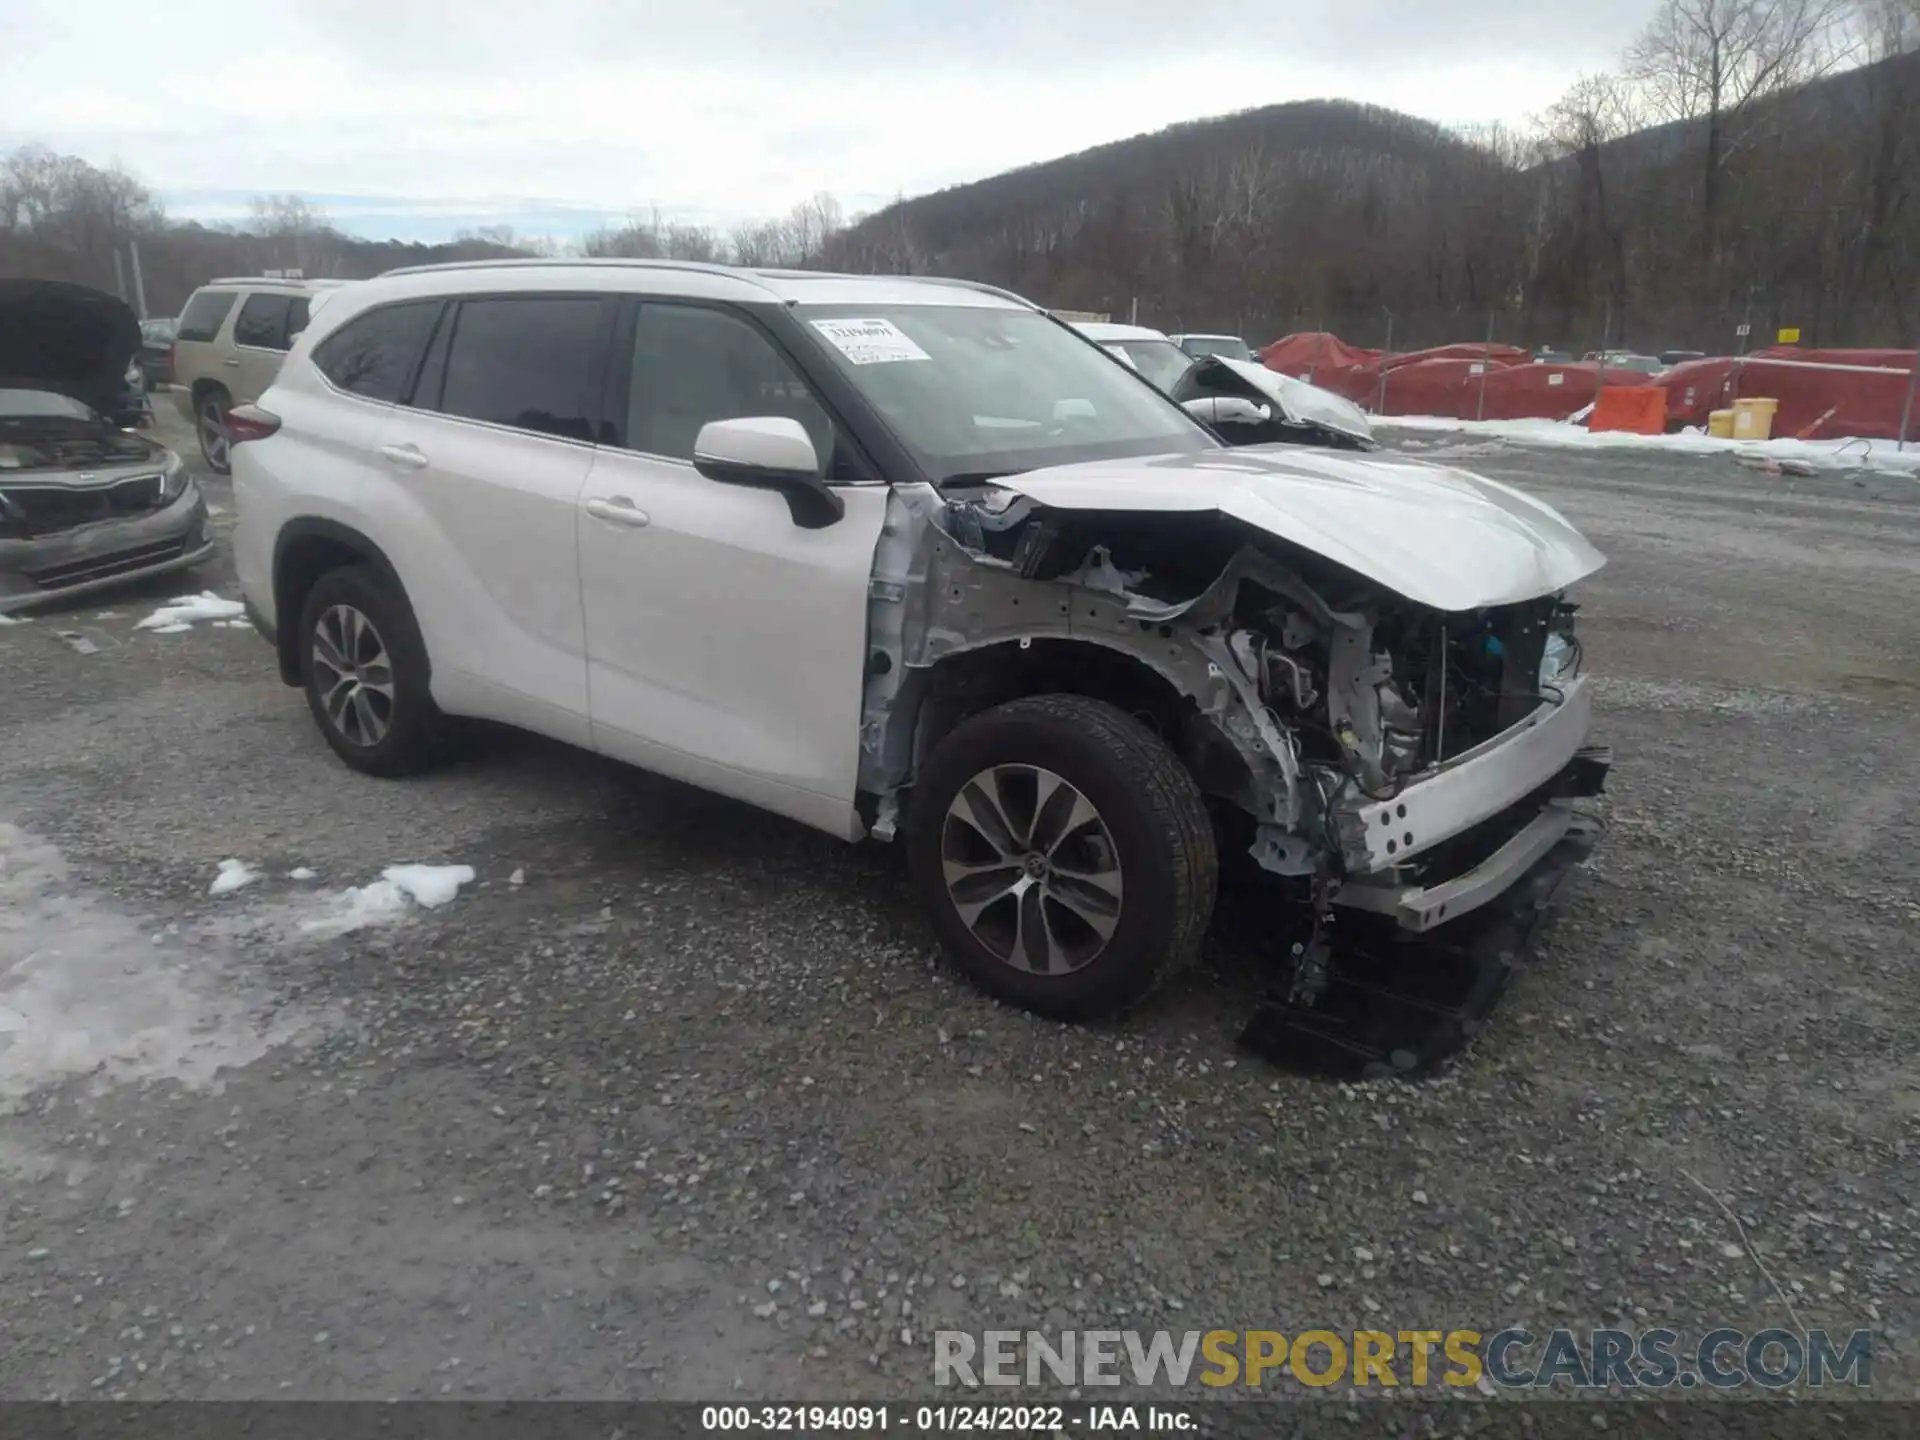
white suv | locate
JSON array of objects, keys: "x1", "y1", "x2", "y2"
[{"x1": 231, "y1": 260, "x2": 1611, "y2": 1071}]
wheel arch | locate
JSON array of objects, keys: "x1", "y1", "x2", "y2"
[
  {"x1": 271, "y1": 518, "x2": 418, "y2": 688},
  {"x1": 888, "y1": 636, "x2": 1253, "y2": 808}
]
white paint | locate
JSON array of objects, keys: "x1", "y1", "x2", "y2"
[
  {"x1": 0, "y1": 823, "x2": 318, "y2": 1101},
  {"x1": 994, "y1": 445, "x2": 1606, "y2": 611}
]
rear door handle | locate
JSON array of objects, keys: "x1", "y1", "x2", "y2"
[
  {"x1": 585, "y1": 496, "x2": 650, "y2": 527},
  {"x1": 379, "y1": 443, "x2": 428, "y2": 470}
]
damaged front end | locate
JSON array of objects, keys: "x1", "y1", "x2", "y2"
[{"x1": 857, "y1": 458, "x2": 1610, "y2": 1078}]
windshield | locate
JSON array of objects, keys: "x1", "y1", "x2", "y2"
[
  {"x1": 796, "y1": 305, "x2": 1215, "y2": 482},
  {"x1": 1179, "y1": 336, "x2": 1253, "y2": 362}
]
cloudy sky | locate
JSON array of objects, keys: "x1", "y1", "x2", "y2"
[{"x1": 9, "y1": 0, "x2": 1655, "y2": 243}]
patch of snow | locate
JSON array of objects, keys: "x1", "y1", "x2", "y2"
[
  {"x1": 0, "y1": 824, "x2": 320, "y2": 1101},
  {"x1": 0, "y1": 615, "x2": 20, "y2": 627},
  {"x1": 209, "y1": 858, "x2": 260, "y2": 896},
  {"x1": 134, "y1": 592, "x2": 247, "y2": 631},
  {"x1": 287, "y1": 867, "x2": 317, "y2": 880},
  {"x1": 508, "y1": 868, "x2": 526, "y2": 886},
  {"x1": 1376, "y1": 414, "x2": 1920, "y2": 475},
  {"x1": 384, "y1": 863, "x2": 477, "y2": 908},
  {"x1": 294, "y1": 863, "x2": 476, "y2": 939}
]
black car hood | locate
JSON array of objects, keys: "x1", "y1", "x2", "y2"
[{"x1": 0, "y1": 279, "x2": 141, "y2": 417}]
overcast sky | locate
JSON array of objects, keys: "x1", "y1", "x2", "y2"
[{"x1": 8, "y1": 0, "x2": 1655, "y2": 242}]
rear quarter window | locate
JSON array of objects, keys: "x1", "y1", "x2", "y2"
[
  {"x1": 310, "y1": 301, "x2": 444, "y2": 403},
  {"x1": 234, "y1": 293, "x2": 298, "y2": 351},
  {"x1": 176, "y1": 289, "x2": 238, "y2": 343}
]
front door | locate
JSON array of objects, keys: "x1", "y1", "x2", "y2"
[{"x1": 578, "y1": 300, "x2": 887, "y2": 838}]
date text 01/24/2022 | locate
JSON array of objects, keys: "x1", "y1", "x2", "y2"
[{"x1": 700, "y1": 1405, "x2": 1185, "y2": 1432}]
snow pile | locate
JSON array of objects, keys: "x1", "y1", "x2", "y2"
[
  {"x1": 297, "y1": 864, "x2": 477, "y2": 938},
  {"x1": 1, "y1": 824, "x2": 319, "y2": 1101},
  {"x1": 135, "y1": 592, "x2": 247, "y2": 632},
  {"x1": 1380, "y1": 414, "x2": 1920, "y2": 476},
  {"x1": 0, "y1": 614, "x2": 21, "y2": 627},
  {"x1": 209, "y1": 859, "x2": 260, "y2": 896}
]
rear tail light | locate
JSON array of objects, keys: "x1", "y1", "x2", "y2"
[{"x1": 226, "y1": 406, "x2": 282, "y2": 446}]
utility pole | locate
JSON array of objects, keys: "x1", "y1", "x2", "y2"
[
  {"x1": 1476, "y1": 310, "x2": 1495, "y2": 422},
  {"x1": 1900, "y1": 332, "x2": 1919, "y2": 452},
  {"x1": 128, "y1": 238, "x2": 149, "y2": 320},
  {"x1": 112, "y1": 247, "x2": 128, "y2": 301},
  {"x1": 1376, "y1": 307, "x2": 1394, "y2": 415}
]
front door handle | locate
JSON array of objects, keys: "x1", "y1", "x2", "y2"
[
  {"x1": 585, "y1": 496, "x2": 650, "y2": 527},
  {"x1": 222, "y1": 358, "x2": 241, "y2": 367},
  {"x1": 379, "y1": 443, "x2": 428, "y2": 470}
]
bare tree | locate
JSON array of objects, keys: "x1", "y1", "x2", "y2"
[
  {"x1": 247, "y1": 193, "x2": 329, "y2": 236},
  {"x1": 1625, "y1": 0, "x2": 1854, "y2": 258}
]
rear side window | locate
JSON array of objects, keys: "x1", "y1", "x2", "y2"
[
  {"x1": 176, "y1": 289, "x2": 237, "y2": 343},
  {"x1": 311, "y1": 301, "x2": 442, "y2": 403},
  {"x1": 233, "y1": 293, "x2": 299, "y2": 351},
  {"x1": 433, "y1": 296, "x2": 602, "y2": 441}
]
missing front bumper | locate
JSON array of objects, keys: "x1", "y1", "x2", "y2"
[{"x1": 1240, "y1": 811, "x2": 1603, "y2": 1079}]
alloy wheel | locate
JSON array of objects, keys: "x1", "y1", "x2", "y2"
[
  {"x1": 199, "y1": 400, "x2": 230, "y2": 470},
  {"x1": 311, "y1": 604, "x2": 396, "y2": 748},
  {"x1": 940, "y1": 764, "x2": 1124, "y2": 974}
]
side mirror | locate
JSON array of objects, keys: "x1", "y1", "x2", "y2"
[
  {"x1": 692, "y1": 416, "x2": 844, "y2": 529},
  {"x1": 1182, "y1": 395, "x2": 1271, "y2": 427}
]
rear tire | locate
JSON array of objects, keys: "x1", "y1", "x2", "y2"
[
  {"x1": 196, "y1": 388, "x2": 232, "y2": 474},
  {"x1": 297, "y1": 564, "x2": 451, "y2": 777},
  {"x1": 906, "y1": 694, "x2": 1217, "y2": 1021}
]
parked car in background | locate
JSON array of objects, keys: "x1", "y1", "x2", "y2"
[
  {"x1": 229, "y1": 260, "x2": 1609, "y2": 1075},
  {"x1": 169, "y1": 276, "x2": 351, "y2": 473},
  {"x1": 1072, "y1": 321, "x2": 1198, "y2": 393},
  {"x1": 0, "y1": 280, "x2": 212, "y2": 614},
  {"x1": 1659, "y1": 350, "x2": 1705, "y2": 367},
  {"x1": 1584, "y1": 350, "x2": 1666, "y2": 374},
  {"x1": 137, "y1": 318, "x2": 177, "y2": 390},
  {"x1": 1170, "y1": 333, "x2": 1253, "y2": 362},
  {"x1": 1534, "y1": 347, "x2": 1574, "y2": 364}
]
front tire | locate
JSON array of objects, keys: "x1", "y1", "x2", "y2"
[
  {"x1": 297, "y1": 565, "x2": 450, "y2": 777},
  {"x1": 906, "y1": 694, "x2": 1218, "y2": 1021}
]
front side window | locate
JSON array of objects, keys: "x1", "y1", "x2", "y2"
[
  {"x1": 310, "y1": 301, "x2": 442, "y2": 403},
  {"x1": 796, "y1": 305, "x2": 1214, "y2": 482},
  {"x1": 233, "y1": 293, "x2": 296, "y2": 350},
  {"x1": 624, "y1": 303, "x2": 844, "y2": 474},
  {"x1": 433, "y1": 296, "x2": 602, "y2": 441},
  {"x1": 176, "y1": 289, "x2": 237, "y2": 343}
]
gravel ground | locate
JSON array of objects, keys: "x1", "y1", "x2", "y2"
[{"x1": 1, "y1": 405, "x2": 1916, "y2": 1403}]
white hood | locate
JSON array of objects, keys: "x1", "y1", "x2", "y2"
[{"x1": 992, "y1": 446, "x2": 1605, "y2": 612}]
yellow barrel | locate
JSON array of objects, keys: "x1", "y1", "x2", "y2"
[
  {"x1": 1731, "y1": 397, "x2": 1779, "y2": 440},
  {"x1": 1708, "y1": 409, "x2": 1735, "y2": 438}
]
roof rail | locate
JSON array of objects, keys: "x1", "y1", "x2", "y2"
[
  {"x1": 749, "y1": 269, "x2": 1038, "y2": 310},
  {"x1": 205, "y1": 275, "x2": 350, "y2": 287},
  {"x1": 378, "y1": 256, "x2": 757, "y2": 282}
]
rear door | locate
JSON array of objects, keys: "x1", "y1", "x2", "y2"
[
  {"x1": 576, "y1": 299, "x2": 888, "y2": 837},
  {"x1": 364, "y1": 292, "x2": 612, "y2": 743},
  {"x1": 229, "y1": 291, "x2": 310, "y2": 404}
]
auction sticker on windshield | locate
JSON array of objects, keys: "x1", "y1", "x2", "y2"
[{"x1": 810, "y1": 318, "x2": 931, "y2": 365}]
